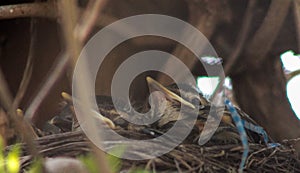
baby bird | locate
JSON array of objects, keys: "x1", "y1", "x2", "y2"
[
  {"x1": 49, "y1": 77, "x2": 263, "y2": 145},
  {"x1": 141, "y1": 77, "x2": 262, "y2": 145}
]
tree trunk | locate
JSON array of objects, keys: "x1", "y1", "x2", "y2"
[{"x1": 231, "y1": 54, "x2": 300, "y2": 150}]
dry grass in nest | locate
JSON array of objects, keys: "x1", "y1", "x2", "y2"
[{"x1": 7, "y1": 129, "x2": 300, "y2": 173}]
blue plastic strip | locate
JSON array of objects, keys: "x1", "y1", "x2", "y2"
[
  {"x1": 225, "y1": 99, "x2": 249, "y2": 172},
  {"x1": 242, "y1": 119, "x2": 280, "y2": 148},
  {"x1": 242, "y1": 120, "x2": 268, "y2": 143}
]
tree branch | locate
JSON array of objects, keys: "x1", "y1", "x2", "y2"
[
  {"x1": 157, "y1": 0, "x2": 231, "y2": 84},
  {"x1": 245, "y1": 0, "x2": 291, "y2": 67},
  {"x1": 294, "y1": 0, "x2": 300, "y2": 51},
  {"x1": 224, "y1": 0, "x2": 256, "y2": 75},
  {"x1": 75, "y1": 0, "x2": 108, "y2": 43},
  {"x1": 0, "y1": 2, "x2": 57, "y2": 20},
  {"x1": 211, "y1": 0, "x2": 257, "y2": 101}
]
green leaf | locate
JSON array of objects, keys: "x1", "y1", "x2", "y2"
[
  {"x1": 107, "y1": 144, "x2": 126, "y2": 173},
  {"x1": 27, "y1": 158, "x2": 43, "y2": 173},
  {"x1": 28, "y1": 159, "x2": 43, "y2": 173},
  {"x1": 0, "y1": 137, "x2": 5, "y2": 173},
  {"x1": 6, "y1": 144, "x2": 20, "y2": 173},
  {"x1": 79, "y1": 144, "x2": 126, "y2": 173}
]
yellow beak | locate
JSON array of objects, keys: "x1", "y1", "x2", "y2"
[{"x1": 146, "y1": 77, "x2": 195, "y2": 109}]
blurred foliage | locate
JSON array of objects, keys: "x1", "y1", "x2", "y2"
[
  {"x1": 0, "y1": 137, "x2": 5, "y2": 173},
  {"x1": 27, "y1": 158, "x2": 42, "y2": 173},
  {"x1": 79, "y1": 145, "x2": 150, "y2": 173},
  {"x1": 0, "y1": 137, "x2": 21, "y2": 173},
  {"x1": 79, "y1": 144, "x2": 125, "y2": 173},
  {"x1": 79, "y1": 154, "x2": 100, "y2": 173}
]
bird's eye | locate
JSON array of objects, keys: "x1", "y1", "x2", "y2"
[{"x1": 191, "y1": 97, "x2": 200, "y2": 105}]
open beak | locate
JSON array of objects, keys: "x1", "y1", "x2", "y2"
[{"x1": 146, "y1": 77, "x2": 195, "y2": 109}]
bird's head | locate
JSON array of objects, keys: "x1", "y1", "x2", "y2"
[{"x1": 145, "y1": 77, "x2": 209, "y2": 127}]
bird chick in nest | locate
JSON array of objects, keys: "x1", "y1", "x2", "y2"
[
  {"x1": 127, "y1": 77, "x2": 263, "y2": 145},
  {"x1": 49, "y1": 77, "x2": 263, "y2": 145}
]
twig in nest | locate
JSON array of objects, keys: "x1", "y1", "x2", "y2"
[
  {"x1": 174, "y1": 159, "x2": 183, "y2": 173},
  {"x1": 173, "y1": 157, "x2": 192, "y2": 171},
  {"x1": 145, "y1": 159, "x2": 161, "y2": 172},
  {"x1": 246, "y1": 146, "x2": 272, "y2": 166},
  {"x1": 282, "y1": 137, "x2": 300, "y2": 146},
  {"x1": 257, "y1": 148, "x2": 278, "y2": 165},
  {"x1": 145, "y1": 159, "x2": 154, "y2": 171}
]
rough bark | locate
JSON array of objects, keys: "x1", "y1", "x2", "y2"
[
  {"x1": 228, "y1": 2, "x2": 300, "y2": 150},
  {"x1": 231, "y1": 56, "x2": 300, "y2": 150}
]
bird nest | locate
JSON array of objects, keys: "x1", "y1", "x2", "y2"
[
  {"x1": 9, "y1": 128, "x2": 300, "y2": 173},
  {"x1": 5, "y1": 92, "x2": 300, "y2": 172}
]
